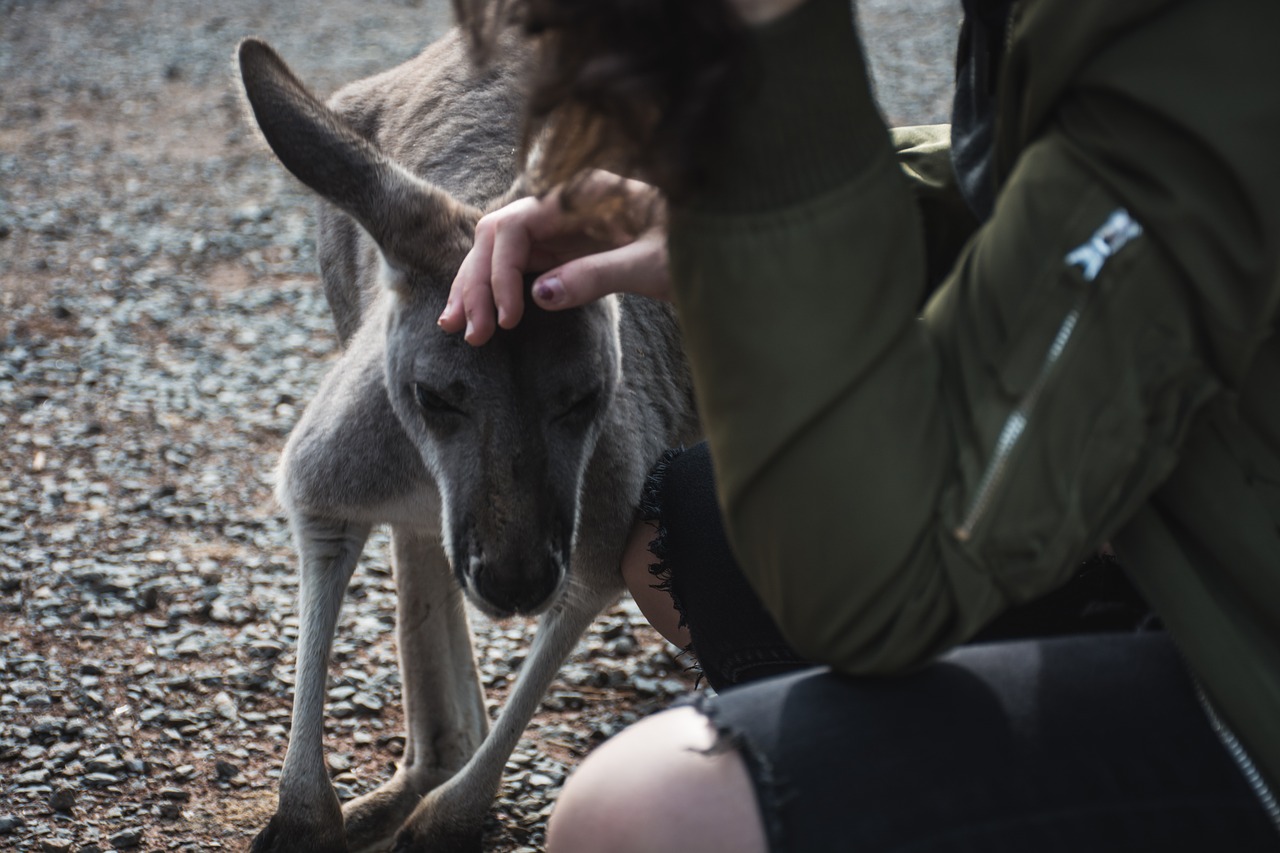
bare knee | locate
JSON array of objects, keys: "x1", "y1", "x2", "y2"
[
  {"x1": 547, "y1": 706, "x2": 768, "y2": 853},
  {"x1": 621, "y1": 517, "x2": 691, "y2": 649}
]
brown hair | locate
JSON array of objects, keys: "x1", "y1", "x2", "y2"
[{"x1": 454, "y1": 0, "x2": 745, "y2": 207}]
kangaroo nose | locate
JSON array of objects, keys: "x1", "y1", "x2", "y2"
[{"x1": 469, "y1": 557, "x2": 561, "y2": 616}]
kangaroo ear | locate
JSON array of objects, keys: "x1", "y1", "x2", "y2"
[{"x1": 237, "y1": 38, "x2": 479, "y2": 273}]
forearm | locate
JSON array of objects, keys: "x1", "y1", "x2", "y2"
[
  {"x1": 669, "y1": 0, "x2": 927, "y2": 498},
  {"x1": 667, "y1": 0, "x2": 967, "y2": 669}
]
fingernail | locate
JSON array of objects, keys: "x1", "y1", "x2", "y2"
[
  {"x1": 533, "y1": 276, "x2": 563, "y2": 305},
  {"x1": 465, "y1": 319, "x2": 474, "y2": 340}
]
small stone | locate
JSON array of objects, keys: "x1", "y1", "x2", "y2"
[
  {"x1": 86, "y1": 755, "x2": 125, "y2": 774},
  {"x1": 0, "y1": 815, "x2": 25, "y2": 833},
  {"x1": 84, "y1": 772, "x2": 122, "y2": 788},
  {"x1": 214, "y1": 760, "x2": 240, "y2": 781},
  {"x1": 606, "y1": 636, "x2": 637, "y2": 657},
  {"x1": 40, "y1": 839, "x2": 73, "y2": 853},
  {"x1": 247, "y1": 640, "x2": 283, "y2": 659},
  {"x1": 327, "y1": 753, "x2": 351, "y2": 773},
  {"x1": 108, "y1": 827, "x2": 142, "y2": 849},
  {"x1": 159, "y1": 787, "x2": 191, "y2": 801},
  {"x1": 49, "y1": 784, "x2": 77, "y2": 811},
  {"x1": 16, "y1": 767, "x2": 50, "y2": 784},
  {"x1": 631, "y1": 677, "x2": 659, "y2": 697},
  {"x1": 351, "y1": 692, "x2": 383, "y2": 714},
  {"x1": 212, "y1": 691, "x2": 237, "y2": 721},
  {"x1": 661, "y1": 678, "x2": 689, "y2": 696}
]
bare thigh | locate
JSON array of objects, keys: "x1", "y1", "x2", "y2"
[{"x1": 547, "y1": 706, "x2": 768, "y2": 853}]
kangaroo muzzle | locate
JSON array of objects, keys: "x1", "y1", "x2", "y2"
[{"x1": 463, "y1": 548, "x2": 565, "y2": 617}]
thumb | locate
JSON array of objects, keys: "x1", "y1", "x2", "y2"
[{"x1": 531, "y1": 233, "x2": 670, "y2": 310}]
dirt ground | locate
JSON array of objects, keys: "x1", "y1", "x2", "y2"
[{"x1": 0, "y1": 1, "x2": 957, "y2": 850}]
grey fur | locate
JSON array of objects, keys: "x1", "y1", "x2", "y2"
[{"x1": 236, "y1": 29, "x2": 699, "y2": 853}]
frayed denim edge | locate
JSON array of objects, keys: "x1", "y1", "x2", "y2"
[
  {"x1": 638, "y1": 446, "x2": 703, "y2": 679},
  {"x1": 679, "y1": 691, "x2": 789, "y2": 853}
]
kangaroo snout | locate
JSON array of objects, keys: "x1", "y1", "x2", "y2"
[
  {"x1": 445, "y1": 475, "x2": 579, "y2": 619},
  {"x1": 464, "y1": 549, "x2": 565, "y2": 617}
]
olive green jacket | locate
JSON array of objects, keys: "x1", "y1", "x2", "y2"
[{"x1": 668, "y1": 0, "x2": 1280, "y2": 792}]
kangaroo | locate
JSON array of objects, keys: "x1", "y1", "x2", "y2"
[{"x1": 236, "y1": 29, "x2": 698, "y2": 853}]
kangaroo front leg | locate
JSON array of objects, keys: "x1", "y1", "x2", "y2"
[
  {"x1": 252, "y1": 516, "x2": 371, "y2": 853},
  {"x1": 390, "y1": 571, "x2": 624, "y2": 853},
  {"x1": 344, "y1": 526, "x2": 488, "y2": 853}
]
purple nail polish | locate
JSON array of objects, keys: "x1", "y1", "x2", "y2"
[{"x1": 533, "y1": 277, "x2": 563, "y2": 305}]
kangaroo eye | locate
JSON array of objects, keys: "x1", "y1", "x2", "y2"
[
  {"x1": 413, "y1": 383, "x2": 461, "y2": 416},
  {"x1": 558, "y1": 389, "x2": 602, "y2": 423}
]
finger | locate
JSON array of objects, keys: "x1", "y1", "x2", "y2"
[
  {"x1": 451, "y1": 195, "x2": 562, "y2": 342},
  {"x1": 459, "y1": 219, "x2": 498, "y2": 345},
  {"x1": 532, "y1": 232, "x2": 671, "y2": 310},
  {"x1": 440, "y1": 236, "x2": 486, "y2": 333},
  {"x1": 489, "y1": 204, "x2": 538, "y2": 331}
]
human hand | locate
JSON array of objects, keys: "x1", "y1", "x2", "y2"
[{"x1": 439, "y1": 171, "x2": 670, "y2": 346}]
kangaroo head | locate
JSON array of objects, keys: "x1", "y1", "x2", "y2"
[
  {"x1": 385, "y1": 278, "x2": 621, "y2": 617},
  {"x1": 238, "y1": 38, "x2": 622, "y2": 617}
]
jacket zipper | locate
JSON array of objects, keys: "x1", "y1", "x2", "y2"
[
  {"x1": 953, "y1": 208, "x2": 1142, "y2": 543},
  {"x1": 953, "y1": 305, "x2": 1081, "y2": 542},
  {"x1": 1195, "y1": 683, "x2": 1280, "y2": 835}
]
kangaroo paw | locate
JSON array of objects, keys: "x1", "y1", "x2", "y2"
[
  {"x1": 343, "y1": 767, "x2": 457, "y2": 853},
  {"x1": 389, "y1": 819, "x2": 483, "y2": 853},
  {"x1": 249, "y1": 810, "x2": 349, "y2": 853},
  {"x1": 389, "y1": 780, "x2": 486, "y2": 853}
]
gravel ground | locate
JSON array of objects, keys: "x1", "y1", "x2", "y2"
[{"x1": 0, "y1": 1, "x2": 957, "y2": 850}]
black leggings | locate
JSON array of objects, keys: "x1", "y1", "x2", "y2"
[{"x1": 643, "y1": 442, "x2": 1280, "y2": 852}]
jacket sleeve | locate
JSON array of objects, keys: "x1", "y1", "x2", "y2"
[
  {"x1": 667, "y1": 0, "x2": 1226, "y2": 674},
  {"x1": 668, "y1": 0, "x2": 995, "y2": 673}
]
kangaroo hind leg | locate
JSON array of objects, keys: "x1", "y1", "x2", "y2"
[{"x1": 343, "y1": 525, "x2": 488, "y2": 853}]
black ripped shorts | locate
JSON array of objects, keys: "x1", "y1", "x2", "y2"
[{"x1": 644, "y1": 442, "x2": 1280, "y2": 853}]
